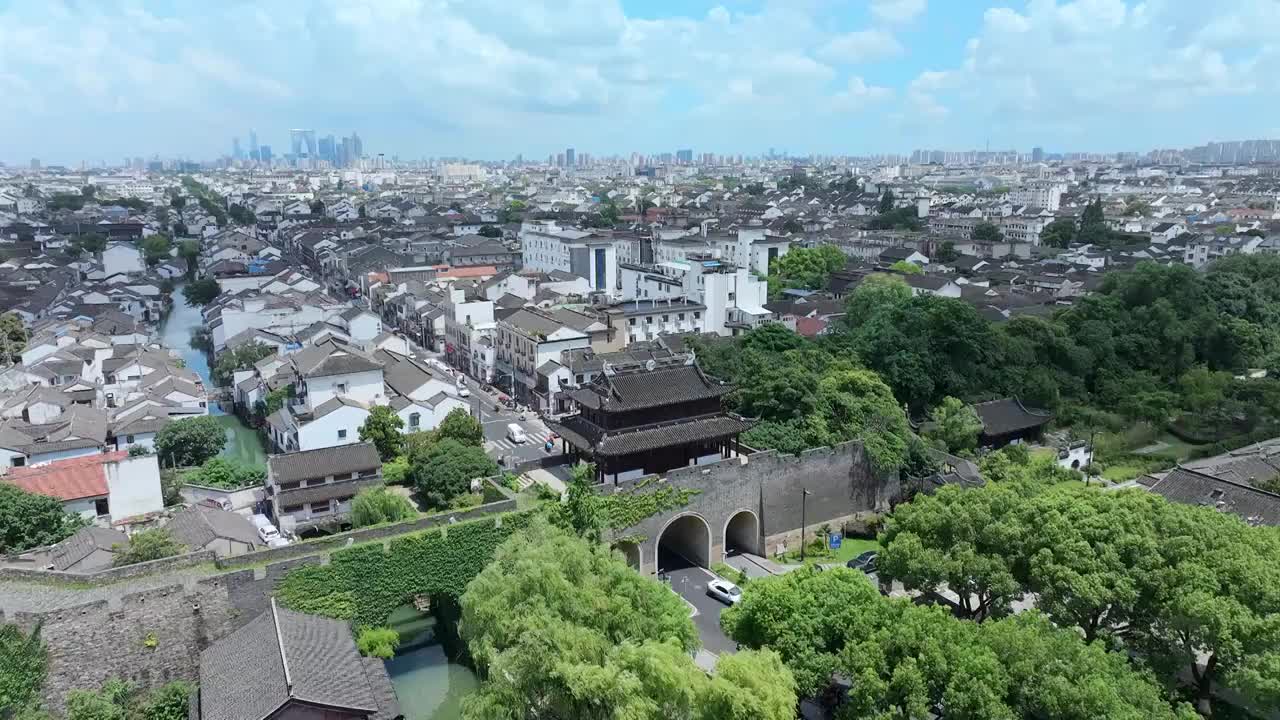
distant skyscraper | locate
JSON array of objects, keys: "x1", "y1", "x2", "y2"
[
  {"x1": 259, "y1": 145, "x2": 272, "y2": 163},
  {"x1": 350, "y1": 132, "x2": 363, "y2": 163},
  {"x1": 30, "y1": 158, "x2": 39, "y2": 170},
  {"x1": 249, "y1": 129, "x2": 259, "y2": 161},
  {"x1": 676, "y1": 149, "x2": 693, "y2": 164},
  {"x1": 232, "y1": 137, "x2": 242, "y2": 160},
  {"x1": 565, "y1": 147, "x2": 575, "y2": 167},
  {"x1": 289, "y1": 129, "x2": 316, "y2": 164},
  {"x1": 1032, "y1": 146, "x2": 1045, "y2": 163},
  {"x1": 318, "y1": 135, "x2": 336, "y2": 164}
]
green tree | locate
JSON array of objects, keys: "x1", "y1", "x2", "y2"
[
  {"x1": 888, "y1": 259, "x2": 922, "y2": 275},
  {"x1": 358, "y1": 405, "x2": 405, "y2": 460},
  {"x1": 410, "y1": 438, "x2": 497, "y2": 509},
  {"x1": 111, "y1": 529, "x2": 184, "y2": 567},
  {"x1": 181, "y1": 278, "x2": 221, "y2": 306},
  {"x1": 460, "y1": 522, "x2": 790, "y2": 720},
  {"x1": 153, "y1": 416, "x2": 227, "y2": 467},
  {"x1": 935, "y1": 240, "x2": 959, "y2": 263},
  {"x1": 81, "y1": 184, "x2": 96, "y2": 199},
  {"x1": 1039, "y1": 218, "x2": 1076, "y2": 248},
  {"x1": 0, "y1": 312, "x2": 28, "y2": 365},
  {"x1": 355, "y1": 627, "x2": 400, "y2": 659},
  {"x1": 309, "y1": 199, "x2": 325, "y2": 215},
  {"x1": 478, "y1": 225, "x2": 502, "y2": 238},
  {"x1": 553, "y1": 462, "x2": 603, "y2": 541},
  {"x1": 878, "y1": 188, "x2": 896, "y2": 214},
  {"x1": 211, "y1": 341, "x2": 274, "y2": 386},
  {"x1": 808, "y1": 367, "x2": 914, "y2": 471},
  {"x1": 770, "y1": 245, "x2": 846, "y2": 293},
  {"x1": 77, "y1": 233, "x2": 107, "y2": 254},
  {"x1": 435, "y1": 407, "x2": 484, "y2": 447},
  {"x1": 878, "y1": 482, "x2": 1030, "y2": 621},
  {"x1": 227, "y1": 203, "x2": 256, "y2": 225},
  {"x1": 187, "y1": 457, "x2": 264, "y2": 489},
  {"x1": 924, "y1": 396, "x2": 982, "y2": 454},
  {"x1": 350, "y1": 485, "x2": 417, "y2": 527},
  {"x1": 722, "y1": 566, "x2": 1195, "y2": 720},
  {"x1": 972, "y1": 221, "x2": 1003, "y2": 243},
  {"x1": 139, "y1": 234, "x2": 172, "y2": 266},
  {"x1": 0, "y1": 484, "x2": 88, "y2": 553},
  {"x1": 0, "y1": 624, "x2": 47, "y2": 715}
]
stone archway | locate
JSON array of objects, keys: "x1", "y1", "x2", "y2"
[
  {"x1": 613, "y1": 541, "x2": 641, "y2": 571},
  {"x1": 656, "y1": 512, "x2": 712, "y2": 571},
  {"x1": 723, "y1": 509, "x2": 762, "y2": 556}
]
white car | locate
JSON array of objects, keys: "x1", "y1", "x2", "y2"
[
  {"x1": 506, "y1": 423, "x2": 528, "y2": 444},
  {"x1": 456, "y1": 384, "x2": 471, "y2": 398},
  {"x1": 706, "y1": 579, "x2": 742, "y2": 605},
  {"x1": 257, "y1": 524, "x2": 281, "y2": 544}
]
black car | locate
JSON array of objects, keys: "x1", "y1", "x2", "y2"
[{"x1": 846, "y1": 550, "x2": 877, "y2": 573}]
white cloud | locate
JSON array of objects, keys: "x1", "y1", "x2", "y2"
[
  {"x1": 828, "y1": 76, "x2": 893, "y2": 111},
  {"x1": 819, "y1": 29, "x2": 903, "y2": 63},
  {"x1": 870, "y1": 0, "x2": 927, "y2": 25}
]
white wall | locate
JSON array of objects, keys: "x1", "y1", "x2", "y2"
[
  {"x1": 305, "y1": 369, "x2": 384, "y2": 409},
  {"x1": 297, "y1": 404, "x2": 369, "y2": 451},
  {"x1": 104, "y1": 454, "x2": 163, "y2": 520}
]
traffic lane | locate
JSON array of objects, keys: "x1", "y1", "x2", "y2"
[{"x1": 660, "y1": 551, "x2": 738, "y2": 656}]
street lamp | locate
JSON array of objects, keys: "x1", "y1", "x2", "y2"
[{"x1": 800, "y1": 489, "x2": 811, "y2": 561}]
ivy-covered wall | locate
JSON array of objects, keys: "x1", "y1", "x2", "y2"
[{"x1": 276, "y1": 509, "x2": 538, "y2": 627}]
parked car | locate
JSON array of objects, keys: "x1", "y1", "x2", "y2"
[
  {"x1": 846, "y1": 550, "x2": 878, "y2": 573},
  {"x1": 506, "y1": 423, "x2": 528, "y2": 444},
  {"x1": 257, "y1": 524, "x2": 281, "y2": 545},
  {"x1": 707, "y1": 578, "x2": 743, "y2": 605}
]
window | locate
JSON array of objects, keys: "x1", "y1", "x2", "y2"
[
  {"x1": 311, "y1": 500, "x2": 333, "y2": 514},
  {"x1": 282, "y1": 504, "x2": 305, "y2": 514},
  {"x1": 678, "y1": 313, "x2": 685, "y2": 321},
  {"x1": 694, "y1": 312, "x2": 701, "y2": 319},
  {"x1": 661, "y1": 315, "x2": 669, "y2": 322},
  {"x1": 11, "y1": 456, "x2": 25, "y2": 467},
  {"x1": 338, "y1": 429, "x2": 348, "y2": 439},
  {"x1": 336, "y1": 383, "x2": 347, "y2": 394},
  {"x1": 94, "y1": 498, "x2": 110, "y2": 517},
  {"x1": 199, "y1": 401, "x2": 207, "y2": 408},
  {"x1": 125, "y1": 435, "x2": 135, "y2": 444},
  {"x1": 645, "y1": 317, "x2": 653, "y2": 324},
  {"x1": 628, "y1": 318, "x2": 636, "y2": 326},
  {"x1": 278, "y1": 481, "x2": 300, "y2": 491},
  {"x1": 409, "y1": 412, "x2": 421, "y2": 429},
  {"x1": 575, "y1": 374, "x2": 584, "y2": 384}
]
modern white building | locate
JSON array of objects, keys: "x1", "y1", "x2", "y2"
[
  {"x1": 519, "y1": 220, "x2": 625, "y2": 297},
  {"x1": 1009, "y1": 182, "x2": 1067, "y2": 212},
  {"x1": 4, "y1": 451, "x2": 163, "y2": 524}
]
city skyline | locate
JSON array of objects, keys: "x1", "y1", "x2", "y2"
[{"x1": 3, "y1": 0, "x2": 1279, "y2": 164}]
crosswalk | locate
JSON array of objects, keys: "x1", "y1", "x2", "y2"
[{"x1": 487, "y1": 438, "x2": 528, "y2": 452}]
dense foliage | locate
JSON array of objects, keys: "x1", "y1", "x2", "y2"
[
  {"x1": 38, "y1": 679, "x2": 192, "y2": 720},
  {"x1": 0, "y1": 624, "x2": 46, "y2": 715},
  {"x1": 111, "y1": 529, "x2": 185, "y2": 567},
  {"x1": 460, "y1": 521, "x2": 795, "y2": 720},
  {"x1": 355, "y1": 627, "x2": 400, "y2": 659},
  {"x1": 877, "y1": 475, "x2": 1280, "y2": 713},
  {"x1": 185, "y1": 457, "x2": 265, "y2": 489},
  {"x1": 767, "y1": 245, "x2": 846, "y2": 298},
  {"x1": 410, "y1": 438, "x2": 498, "y2": 510},
  {"x1": 358, "y1": 405, "x2": 405, "y2": 460},
  {"x1": 153, "y1": 416, "x2": 227, "y2": 467},
  {"x1": 350, "y1": 485, "x2": 418, "y2": 527},
  {"x1": 723, "y1": 566, "x2": 1198, "y2": 719},
  {"x1": 275, "y1": 509, "x2": 538, "y2": 626},
  {"x1": 210, "y1": 341, "x2": 274, "y2": 386},
  {"x1": 0, "y1": 312, "x2": 29, "y2": 365},
  {"x1": 181, "y1": 278, "x2": 220, "y2": 306},
  {"x1": 0, "y1": 484, "x2": 88, "y2": 553},
  {"x1": 436, "y1": 407, "x2": 485, "y2": 447}
]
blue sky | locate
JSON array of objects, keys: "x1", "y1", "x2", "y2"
[{"x1": 2, "y1": 0, "x2": 1278, "y2": 165}]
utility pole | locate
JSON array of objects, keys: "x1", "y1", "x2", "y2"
[{"x1": 800, "y1": 489, "x2": 811, "y2": 561}]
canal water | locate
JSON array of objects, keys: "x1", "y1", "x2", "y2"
[
  {"x1": 157, "y1": 286, "x2": 267, "y2": 467},
  {"x1": 383, "y1": 604, "x2": 480, "y2": 720}
]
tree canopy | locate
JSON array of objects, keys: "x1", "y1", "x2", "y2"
[
  {"x1": 0, "y1": 484, "x2": 88, "y2": 553},
  {"x1": 409, "y1": 438, "x2": 497, "y2": 510},
  {"x1": 435, "y1": 407, "x2": 485, "y2": 447},
  {"x1": 181, "y1": 278, "x2": 220, "y2": 307},
  {"x1": 153, "y1": 416, "x2": 227, "y2": 467},
  {"x1": 350, "y1": 485, "x2": 417, "y2": 527},
  {"x1": 722, "y1": 565, "x2": 1198, "y2": 720},
  {"x1": 111, "y1": 529, "x2": 185, "y2": 567},
  {"x1": 768, "y1": 245, "x2": 846, "y2": 297},
  {"x1": 358, "y1": 405, "x2": 405, "y2": 461},
  {"x1": 460, "y1": 521, "x2": 795, "y2": 720},
  {"x1": 924, "y1": 396, "x2": 982, "y2": 454},
  {"x1": 0, "y1": 313, "x2": 28, "y2": 366},
  {"x1": 139, "y1": 234, "x2": 172, "y2": 266},
  {"x1": 211, "y1": 341, "x2": 274, "y2": 387}
]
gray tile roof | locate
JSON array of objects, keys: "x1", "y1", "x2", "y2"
[
  {"x1": 972, "y1": 398, "x2": 1053, "y2": 438},
  {"x1": 199, "y1": 601, "x2": 385, "y2": 720},
  {"x1": 1148, "y1": 468, "x2": 1280, "y2": 527},
  {"x1": 165, "y1": 505, "x2": 262, "y2": 549},
  {"x1": 549, "y1": 413, "x2": 754, "y2": 458},
  {"x1": 568, "y1": 363, "x2": 732, "y2": 413},
  {"x1": 269, "y1": 443, "x2": 382, "y2": 484},
  {"x1": 48, "y1": 526, "x2": 127, "y2": 571}
]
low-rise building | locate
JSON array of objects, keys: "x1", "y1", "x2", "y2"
[{"x1": 266, "y1": 443, "x2": 383, "y2": 532}]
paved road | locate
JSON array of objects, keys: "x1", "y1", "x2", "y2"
[{"x1": 659, "y1": 549, "x2": 738, "y2": 656}]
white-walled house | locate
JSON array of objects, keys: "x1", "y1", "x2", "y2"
[
  {"x1": 101, "y1": 242, "x2": 144, "y2": 276},
  {"x1": 4, "y1": 451, "x2": 163, "y2": 523},
  {"x1": 266, "y1": 443, "x2": 383, "y2": 532}
]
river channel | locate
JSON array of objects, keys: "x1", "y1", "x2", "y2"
[{"x1": 157, "y1": 286, "x2": 267, "y2": 467}]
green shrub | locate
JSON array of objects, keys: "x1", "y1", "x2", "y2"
[{"x1": 355, "y1": 627, "x2": 400, "y2": 659}]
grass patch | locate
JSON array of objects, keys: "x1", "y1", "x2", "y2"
[
  {"x1": 778, "y1": 536, "x2": 881, "y2": 566},
  {"x1": 712, "y1": 562, "x2": 750, "y2": 586}
]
